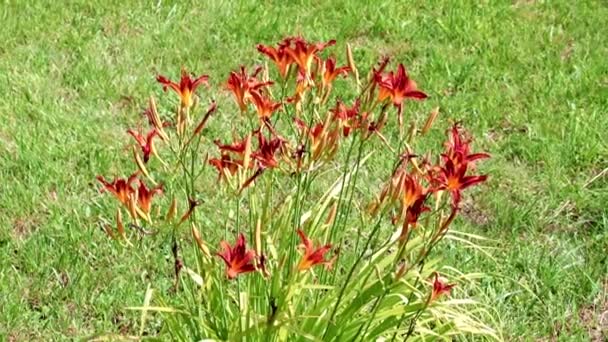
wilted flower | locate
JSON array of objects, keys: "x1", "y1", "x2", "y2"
[
  {"x1": 143, "y1": 97, "x2": 171, "y2": 141},
  {"x1": 297, "y1": 229, "x2": 334, "y2": 271},
  {"x1": 127, "y1": 128, "x2": 158, "y2": 163},
  {"x1": 430, "y1": 272, "x2": 455, "y2": 302},
  {"x1": 226, "y1": 66, "x2": 274, "y2": 112},
  {"x1": 257, "y1": 38, "x2": 294, "y2": 78},
  {"x1": 217, "y1": 233, "x2": 257, "y2": 280},
  {"x1": 157, "y1": 69, "x2": 209, "y2": 108},
  {"x1": 374, "y1": 63, "x2": 427, "y2": 128},
  {"x1": 96, "y1": 173, "x2": 138, "y2": 206}
]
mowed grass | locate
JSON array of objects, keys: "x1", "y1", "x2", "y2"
[{"x1": 1, "y1": 0, "x2": 607, "y2": 340}]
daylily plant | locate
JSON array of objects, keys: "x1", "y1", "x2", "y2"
[{"x1": 94, "y1": 36, "x2": 496, "y2": 341}]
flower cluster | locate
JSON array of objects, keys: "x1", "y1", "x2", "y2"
[{"x1": 94, "y1": 36, "x2": 493, "y2": 340}]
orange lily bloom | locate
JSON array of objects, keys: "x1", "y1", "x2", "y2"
[
  {"x1": 286, "y1": 70, "x2": 314, "y2": 107},
  {"x1": 156, "y1": 69, "x2": 209, "y2": 108},
  {"x1": 226, "y1": 66, "x2": 274, "y2": 112},
  {"x1": 434, "y1": 158, "x2": 487, "y2": 208},
  {"x1": 214, "y1": 136, "x2": 249, "y2": 156},
  {"x1": 136, "y1": 180, "x2": 163, "y2": 215},
  {"x1": 127, "y1": 128, "x2": 158, "y2": 163},
  {"x1": 430, "y1": 272, "x2": 455, "y2": 302},
  {"x1": 443, "y1": 124, "x2": 490, "y2": 166},
  {"x1": 250, "y1": 90, "x2": 282, "y2": 120},
  {"x1": 297, "y1": 229, "x2": 334, "y2": 271},
  {"x1": 217, "y1": 233, "x2": 257, "y2": 280},
  {"x1": 331, "y1": 99, "x2": 361, "y2": 137},
  {"x1": 209, "y1": 154, "x2": 242, "y2": 180},
  {"x1": 252, "y1": 130, "x2": 285, "y2": 169},
  {"x1": 96, "y1": 173, "x2": 138, "y2": 206},
  {"x1": 285, "y1": 37, "x2": 336, "y2": 76},
  {"x1": 321, "y1": 56, "x2": 350, "y2": 89},
  {"x1": 374, "y1": 63, "x2": 427, "y2": 128},
  {"x1": 402, "y1": 174, "x2": 430, "y2": 227},
  {"x1": 294, "y1": 117, "x2": 339, "y2": 161},
  {"x1": 257, "y1": 38, "x2": 295, "y2": 78}
]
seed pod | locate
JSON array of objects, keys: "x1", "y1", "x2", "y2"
[
  {"x1": 166, "y1": 197, "x2": 177, "y2": 222},
  {"x1": 421, "y1": 107, "x2": 440, "y2": 135},
  {"x1": 116, "y1": 207, "x2": 126, "y2": 240},
  {"x1": 346, "y1": 43, "x2": 360, "y2": 90},
  {"x1": 191, "y1": 223, "x2": 211, "y2": 258}
]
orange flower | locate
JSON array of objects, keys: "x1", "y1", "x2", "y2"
[
  {"x1": 226, "y1": 66, "x2": 274, "y2": 112},
  {"x1": 252, "y1": 130, "x2": 285, "y2": 169},
  {"x1": 127, "y1": 128, "x2": 158, "y2": 163},
  {"x1": 430, "y1": 272, "x2": 455, "y2": 302},
  {"x1": 434, "y1": 159, "x2": 487, "y2": 208},
  {"x1": 443, "y1": 124, "x2": 490, "y2": 166},
  {"x1": 209, "y1": 154, "x2": 242, "y2": 180},
  {"x1": 136, "y1": 180, "x2": 163, "y2": 215},
  {"x1": 285, "y1": 70, "x2": 315, "y2": 108},
  {"x1": 217, "y1": 233, "x2": 257, "y2": 280},
  {"x1": 257, "y1": 38, "x2": 294, "y2": 78},
  {"x1": 285, "y1": 37, "x2": 336, "y2": 76},
  {"x1": 156, "y1": 69, "x2": 209, "y2": 108},
  {"x1": 402, "y1": 174, "x2": 430, "y2": 227},
  {"x1": 374, "y1": 63, "x2": 427, "y2": 128},
  {"x1": 321, "y1": 56, "x2": 350, "y2": 89},
  {"x1": 214, "y1": 136, "x2": 249, "y2": 156},
  {"x1": 297, "y1": 229, "x2": 334, "y2": 271},
  {"x1": 249, "y1": 90, "x2": 282, "y2": 120},
  {"x1": 294, "y1": 117, "x2": 339, "y2": 161},
  {"x1": 96, "y1": 173, "x2": 138, "y2": 206},
  {"x1": 330, "y1": 99, "x2": 361, "y2": 137}
]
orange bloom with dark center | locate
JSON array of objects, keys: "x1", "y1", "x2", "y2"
[
  {"x1": 257, "y1": 38, "x2": 294, "y2": 78},
  {"x1": 226, "y1": 66, "x2": 274, "y2": 112},
  {"x1": 430, "y1": 272, "x2": 455, "y2": 302},
  {"x1": 252, "y1": 130, "x2": 285, "y2": 169},
  {"x1": 297, "y1": 229, "x2": 333, "y2": 271},
  {"x1": 285, "y1": 37, "x2": 336, "y2": 76},
  {"x1": 127, "y1": 128, "x2": 158, "y2": 163},
  {"x1": 402, "y1": 174, "x2": 430, "y2": 227},
  {"x1": 374, "y1": 64, "x2": 427, "y2": 128},
  {"x1": 434, "y1": 159, "x2": 487, "y2": 208},
  {"x1": 217, "y1": 233, "x2": 257, "y2": 280},
  {"x1": 136, "y1": 180, "x2": 163, "y2": 215},
  {"x1": 321, "y1": 56, "x2": 350, "y2": 89},
  {"x1": 157, "y1": 69, "x2": 209, "y2": 108},
  {"x1": 96, "y1": 173, "x2": 138, "y2": 206},
  {"x1": 250, "y1": 90, "x2": 282, "y2": 120}
]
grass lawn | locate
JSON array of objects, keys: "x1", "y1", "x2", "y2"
[{"x1": 1, "y1": 0, "x2": 607, "y2": 340}]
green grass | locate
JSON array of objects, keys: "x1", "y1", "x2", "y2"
[{"x1": 1, "y1": 0, "x2": 607, "y2": 340}]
